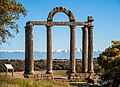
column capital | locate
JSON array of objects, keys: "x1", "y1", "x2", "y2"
[
  {"x1": 46, "y1": 25, "x2": 53, "y2": 31},
  {"x1": 26, "y1": 22, "x2": 34, "y2": 26},
  {"x1": 82, "y1": 26, "x2": 88, "y2": 31},
  {"x1": 87, "y1": 16, "x2": 94, "y2": 27},
  {"x1": 69, "y1": 25, "x2": 76, "y2": 29},
  {"x1": 46, "y1": 25, "x2": 52, "y2": 27},
  {"x1": 25, "y1": 22, "x2": 34, "y2": 29}
]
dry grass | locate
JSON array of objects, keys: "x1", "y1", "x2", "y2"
[
  {"x1": 0, "y1": 75, "x2": 70, "y2": 87},
  {"x1": 0, "y1": 70, "x2": 69, "y2": 87}
]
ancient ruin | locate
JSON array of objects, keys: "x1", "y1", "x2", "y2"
[{"x1": 24, "y1": 7, "x2": 94, "y2": 79}]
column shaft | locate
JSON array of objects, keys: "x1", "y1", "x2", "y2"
[
  {"x1": 70, "y1": 26, "x2": 76, "y2": 74},
  {"x1": 88, "y1": 26, "x2": 94, "y2": 73},
  {"x1": 82, "y1": 26, "x2": 88, "y2": 73},
  {"x1": 46, "y1": 26, "x2": 53, "y2": 74},
  {"x1": 25, "y1": 23, "x2": 34, "y2": 75}
]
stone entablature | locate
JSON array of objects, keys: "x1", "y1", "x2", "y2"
[{"x1": 26, "y1": 21, "x2": 88, "y2": 26}]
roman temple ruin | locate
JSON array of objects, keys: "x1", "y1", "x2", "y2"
[{"x1": 24, "y1": 6, "x2": 94, "y2": 79}]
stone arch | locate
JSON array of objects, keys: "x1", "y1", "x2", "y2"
[
  {"x1": 47, "y1": 6, "x2": 75, "y2": 22},
  {"x1": 46, "y1": 7, "x2": 76, "y2": 75}
]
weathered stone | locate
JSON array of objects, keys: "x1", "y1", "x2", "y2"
[
  {"x1": 24, "y1": 7, "x2": 94, "y2": 79},
  {"x1": 47, "y1": 6, "x2": 75, "y2": 22},
  {"x1": 88, "y1": 16, "x2": 94, "y2": 73},
  {"x1": 70, "y1": 25, "x2": 76, "y2": 74},
  {"x1": 28, "y1": 21, "x2": 88, "y2": 26},
  {"x1": 25, "y1": 22, "x2": 34, "y2": 75},
  {"x1": 46, "y1": 25, "x2": 53, "y2": 74},
  {"x1": 82, "y1": 26, "x2": 88, "y2": 73}
]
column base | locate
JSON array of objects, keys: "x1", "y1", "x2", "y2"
[
  {"x1": 46, "y1": 70, "x2": 53, "y2": 80},
  {"x1": 82, "y1": 70, "x2": 88, "y2": 73},
  {"x1": 24, "y1": 71, "x2": 34, "y2": 75},
  {"x1": 68, "y1": 72, "x2": 77, "y2": 79},
  {"x1": 88, "y1": 71, "x2": 94, "y2": 73},
  {"x1": 46, "y1": 70, "x2": 53, "y2": 74},
  {"x1": 23, "y1": 71, "x2": 34, "y2": 78}
]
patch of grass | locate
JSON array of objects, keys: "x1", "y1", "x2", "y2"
[
  {"x1": 0, "y1": 75, "x2": 70, "y2": 87},
  {"x1": 0, "y1": 75, "x2": 39, "y2": 87},
  {"x1": 53, "y1": 70, "x2": 67, "y2": 77}
]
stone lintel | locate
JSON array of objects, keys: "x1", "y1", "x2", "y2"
[{"x1": 27, "y1": 21, "x2": 88, "y2": 26}]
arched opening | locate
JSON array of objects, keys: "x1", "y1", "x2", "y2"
[{"x1": 53, "y1": 12, "x2": 69, "y2": 22}]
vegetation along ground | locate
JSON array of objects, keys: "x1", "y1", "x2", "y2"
[{"x1": 0, "y1": 75, "x2": 70, "y2": 87}]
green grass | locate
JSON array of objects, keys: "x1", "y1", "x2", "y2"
[
  {"x1": 0, "y1": 75, "x2": 70, "y2": 87},
  {"x1": 53, "y1": 70, "x2": 67, "y2": 77}
]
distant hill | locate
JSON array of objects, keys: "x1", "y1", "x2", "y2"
[{"x1": 0, "y1": 48, "x2": 102, "y2": 60}]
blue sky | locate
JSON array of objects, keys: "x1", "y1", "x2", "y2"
[{"x1": 0, "y1": 0, "x2": 120, "y2": 52}]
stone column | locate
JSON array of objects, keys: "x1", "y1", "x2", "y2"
[
  {"x1": 82, "y1": 26, "x2": 88, "y2": 73},
  {"x1": 25, "y1": 22, "x2": 34, "y2": 75},
  {"x1": 70, "y1": 25, "x2": 76, "y2": 74},
  {"x1": 46, "y1": 25, "x2": 53, "y2": 74},
  {"x1": 88, "y1": 16, "x2": 94, "y2": 73}
]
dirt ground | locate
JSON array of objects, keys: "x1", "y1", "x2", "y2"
[{"x1": 0, "y1": 70, "x2": 67, "y2": 78}]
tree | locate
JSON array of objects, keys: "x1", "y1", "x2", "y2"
[
  {"x1": 0, "y1": 0, "x2": 27, "y2": 43},
  {"x1": 98, "y1": 41, "x2": 120, "y2": 87}
]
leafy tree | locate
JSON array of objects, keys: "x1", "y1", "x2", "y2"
[
  {"x1": 0, "y1": 0, "x2": 27, "y2": 43},
  {"x1": 98, "y1": 41, "x2": 120, "y2": 87}
]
